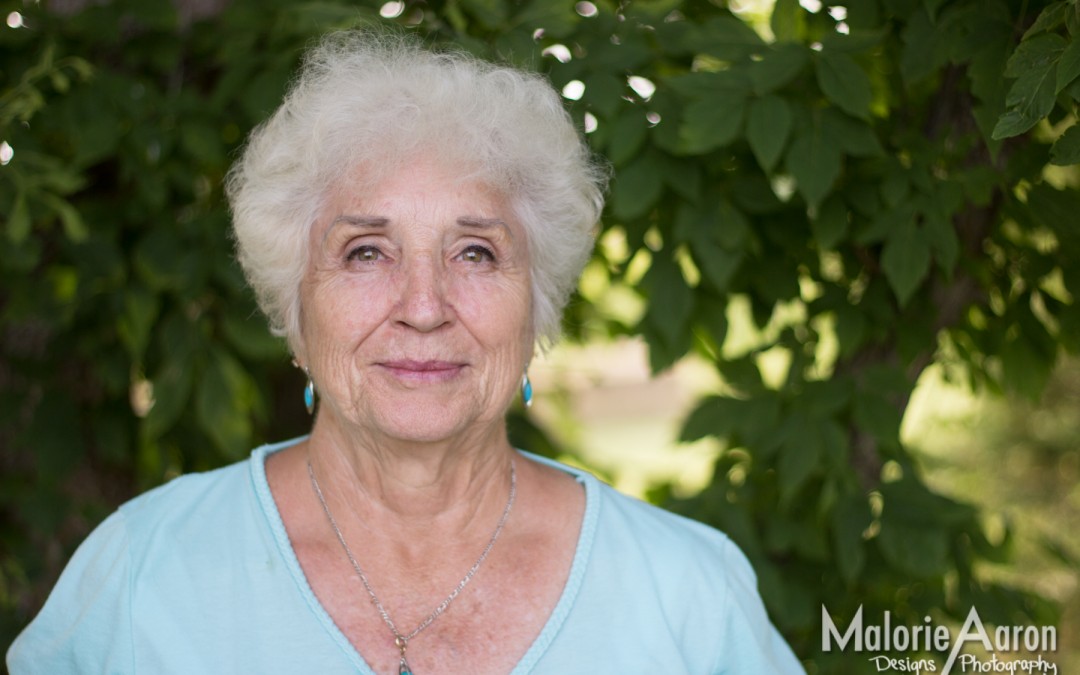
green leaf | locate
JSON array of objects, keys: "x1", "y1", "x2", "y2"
[
  {"x1": 778, "y1": 414, "x2": 822, "y2": 507},
  {"x1": 1050, "y1": 124, "x2": 1080, "y2": 165},
  {"x1": 800, "y1": 379, "x2": 852, "y2": 417},
  {"x1": 284, "y1": 2, "x2": 376, "y2": 30},
  {"x1": 731, "y1": 174, "x2": 784, "y2": 214},
  {"x1": 180, "y1": 122, "x2": 224, "y2": 165},
  {"x1": 1026, "y1": 180, "x2": 1080, "y2": 254},
  {"x1": 653, "y1": 20, "x2": 697, "y2": 56},
  {"x1": 712, "y1": 198, "x2": 750, "y2": 250},
  {"x1": 693, "y1": 239, "x2": 743, "y2": 292},
  {"x1": 811, "y1": 195, "x2": 849, "y2": 250},
  {"x1": 611, "y1": 153, "x2": 663, "y2": 221},
  {"x1": 819, "y1": 419, "x2": 850, "y2": 470},
  {"x1": 583, "y1": 33, "x2": 652, "y2": 72},
  {"x1": 878, "y1": 519, "x2": 949, "y2": 578},
  {"x1": 998, "y1": 62, "x2": 1060, "y2": 138},
  {"x1": 143, "y1": 361, "x2": 194, "y2": 440},
  {"x1": 968, "y1": 36, "x2": 1012, "y2": 152},
  {"x1": 694, "y1": 391, "x2": 785, "y2": 452},
  {"x1": 515, "y1": 1, "x2": 579, "y2": 39},
  {"x1": 922, "y1": 210, "x2": 959, "y2": 276},
  {"x1": 900, "y1": 7, "x2": 950, "y2": 83},
  {"x1": 678, "y1": 95, "x2": 747, "y2": 154},
  {"x1": 21, "y1": 391, "x2": 82, "y2": 481},
  {"x1": 678, "y1": 199, "x2": 747, "y2": 291},
  {"x1": 1005, "y1": 33, "x2": 1067, "y2": 78},
  {"x1": 42, "y1": 195, "x2": 88, "y2": 242},
  {"x1": 1000, "y1": 333, "x2": 1053, "y2": 400},
  {"x1": 852, "y1": 392, "x2": 903, "y2": 447},
  {"x1": 860, "y1": 203, "x2": 914, "y2": 245},
  {"x1": 746, "y1": 44, "x2": 808, "y2": 95},
  {"x1": 718, "y1": 358, "x2": 767, "y2": 396},
  {"x1": 834, "y1": 303, "x2": 867, "y2": 356},
  {"x1": 582, "y1": 72, "x2": 624, "y2": 119},
  {"x1": 881, "y1": 220, "x2": 931, "y2": 305},
  {"x1": 816, "y1": 52, "x2": 872, "y2": 119},
  {"x1": 821, "y1": 109, "x2": 884, "y2": 157},
  {"x1": 1056, "y1": 38, "x2": 1080, "y2": 93},
  {"x1": 196, "y1": 349, "x2": 254, "y2": 459},
  {"x1": 693, "y1": 291, "x2": 729, "y2": 347},
  {"x1": 222, "y1": 312, "x2": 286, "y2": 360},
  {"x1": 7, "y1": 192, "x2": 30, "y2": 243},
  {"x1": 746, "y1": 95, "x2": 793, "y2": 173},
  {"x1": 819, "y1": 25, "x2": 887, "y2": 54},
  {"x1": 460, "y1": 0, "x2": 509, "y2": 29},
  {"x1": 690, "y1": 16, "x2": 765, "y2": 60},
  {"x1": 992, "y1": 109, "x2": 1040, "y2": 140},
  {"x1": 641, "y1": 252, "x2": 693, "y2": 352},
  {"x1": 665, "y1": 71, "x2": 752, "y2": 99},
  {"x1": 607, "y1": 108, "x2": 648, "y2": 167},
  {"x1": 785, "y1": 126, "x2": 842, "y2": 209},
  {"x1": 117, "y1": 288, "x2": 161, "y2": 362},
  {"x1": 922, "y1": 0, "x2": 949, "y2": 21},
  {"x1": 995, "y1": 35, "x2": 1064, "y2": 139},
  {"x1": 1040, "y1": 534, "x2": 1080, "y2": 567},
  {"x1": 680, "y1": 395, "x2": 741, "y2": 442},
  {"x1": 878, "y1": 479, "x2": 970, "y2": 565},
  {"x1": 831, "y1": 494, "x2": 870, "y2": 583},
  {"x1": 770, "y1": 0, "x2": 804, "y2": 43},
  {"x1": 134, "y1": 230, "x2": 204, "y2": 292},
  {"x1": 658, "y1": 153, "x2": 702, "y2": 202},
  {"x1": 159, "y1": 310, "x2": 202, "y2": 365},
  {"x1": 1022, "y1": 1, "x2": 1067, "y2": 39}
]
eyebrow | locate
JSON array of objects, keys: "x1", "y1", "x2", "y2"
[
  {"x1": 331, "y1": 215, "x2": 388, "y2": 229},
  {"x1": 457, "y1": 216, "x2": 515, "y2": 241},
  {"x1": 457, "y1": 216, "x2": 506, "y2": 229},
  {"x1": 322, "y1": 214, "x2": 514, "y2": 246},
  {"x1": 322, "y1": 215, "x2": 387, "y2": 247}
]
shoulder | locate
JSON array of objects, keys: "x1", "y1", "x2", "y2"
[
  {"x1": 117, "y1": 456, "x2": 253, "y2": 542},
  {"x1": 588, "y1": 477, "x2": 753, "y2": 594},
  {"x1": 524, "y1": 451, "x2": 753, "y2": 596},
  {"x1": 6, "y1": 452, "x2": 261, "y2": 673},
  {"x1": 521, "y1": 452, "x2": 740, "y2": 576},
  {"x1": 531, "y1": 455, "x2": 804, "y2": 674}
]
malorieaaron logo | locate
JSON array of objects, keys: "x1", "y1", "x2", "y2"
[{"x1": 822, "y1": 605, "x2": 1059, "y2": 674}]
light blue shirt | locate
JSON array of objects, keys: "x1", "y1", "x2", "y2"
[{"x1": 7, "y1": 438, "x2": 804, "y2": 674}]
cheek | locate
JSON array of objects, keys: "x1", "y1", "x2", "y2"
[
  {"x1": 303, "y1": 275, "x2": 395, "y2": 350},
  {"x1": 450, "y1": 275, "x2": 533, "y2": 338}
]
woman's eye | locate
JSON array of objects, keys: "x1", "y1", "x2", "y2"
[
  {"x1": 347, "y1": 245, "x2": 382, "y2": 262},
  {"x1": 459, "y1": 245, "x2": 495, "y2": 263}
]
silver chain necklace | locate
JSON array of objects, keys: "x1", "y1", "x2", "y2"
[{"x1": 307, "y1": 457, "x2": 516, "y2": 675}]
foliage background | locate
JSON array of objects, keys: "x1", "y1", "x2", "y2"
[{"x1": 1, "y1": 0, "x2": 1078, "y2": 672}]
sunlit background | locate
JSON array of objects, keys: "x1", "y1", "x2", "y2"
[{"x1": 520, "y1": 0, "x2": 1079, "y2": 668}]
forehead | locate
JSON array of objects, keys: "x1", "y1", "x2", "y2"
[{"x1": 317, "y1": 157, "x2": 514, "y2": 236}]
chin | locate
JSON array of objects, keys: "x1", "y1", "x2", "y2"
[{"x1": 366, "y1": 398, "x2": 484, "y2": 444}]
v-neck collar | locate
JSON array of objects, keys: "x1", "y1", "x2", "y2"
[{"x1": 249, "y1": 437, "x2": 600, "y2": 674}]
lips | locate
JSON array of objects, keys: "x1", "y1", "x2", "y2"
[{"x1": 378, "y1": 359, "x2": 466, "y2": 383}]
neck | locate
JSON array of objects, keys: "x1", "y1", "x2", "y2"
[{"x1": 305, "y1": 412, "x2": 515, "y2": 536}]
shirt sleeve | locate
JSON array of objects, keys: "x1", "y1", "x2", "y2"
[
  {"x1": 714, "y1": 537, "x2": 805, "y2": 674},
  {"x1": 6, "y1": 510, "x2": 135, "y2": 675}
]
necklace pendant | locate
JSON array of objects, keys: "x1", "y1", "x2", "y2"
[{"x1": 398, "y1": 656, "x2": 414, "y2": 675}]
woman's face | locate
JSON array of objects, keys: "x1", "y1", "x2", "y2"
[{"x1": 299, "y1": 159, "x2": 533, "y2": 444}]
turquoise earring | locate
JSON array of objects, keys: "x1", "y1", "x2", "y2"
[
  {"x1": 303, "y1": 369, "x2": 316, "y2": 415},
  {"x1": 521, "y1": 372, "x2": 533, "y2": 408}
]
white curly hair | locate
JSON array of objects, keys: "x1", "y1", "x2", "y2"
[{"x1": 226, "y1": 30, "x2": 608, "y2": 353}]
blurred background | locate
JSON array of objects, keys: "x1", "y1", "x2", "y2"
[{"x1": 1, "y1": 0, "x2": 1077, "y2": 672}]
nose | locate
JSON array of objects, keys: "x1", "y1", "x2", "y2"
[{"x1": 394, "y1": 255, "x2": 451, "y2": 332}]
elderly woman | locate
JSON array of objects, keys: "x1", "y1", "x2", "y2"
[{"x1": 8, "y1": 32, "x2": 802, "y2": 674}]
